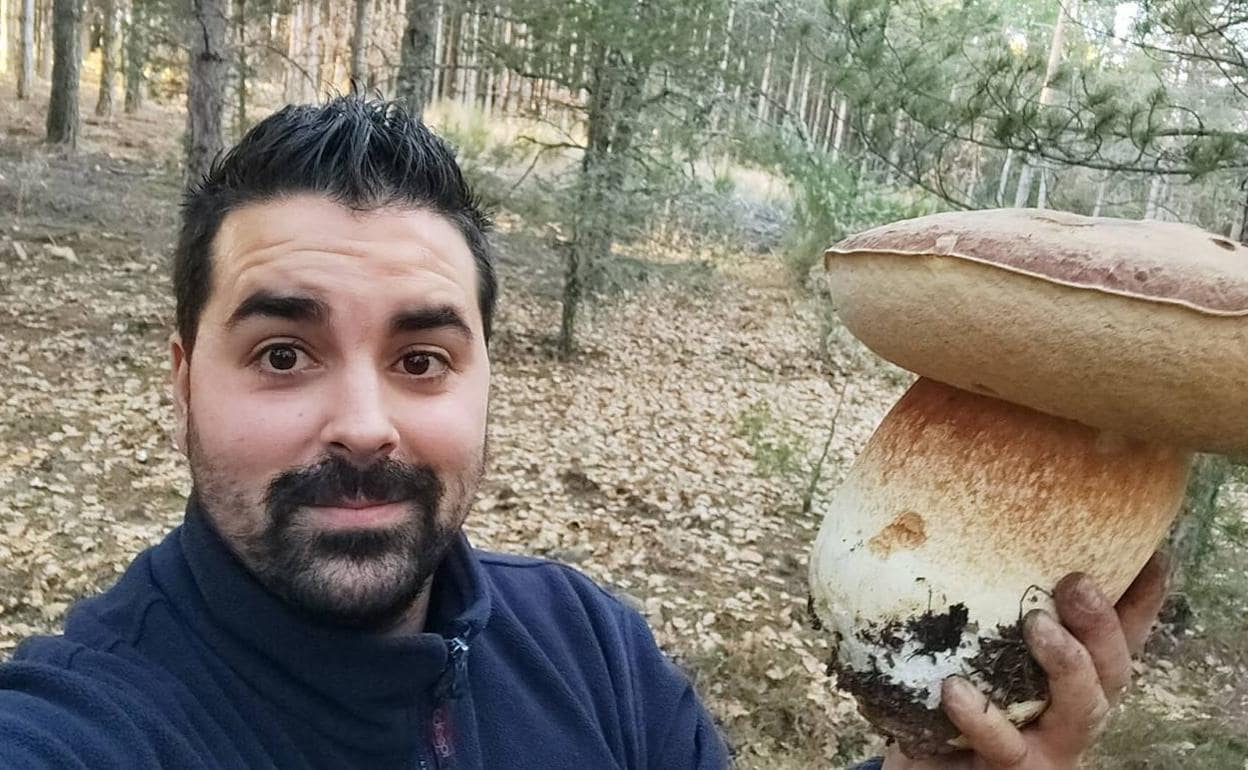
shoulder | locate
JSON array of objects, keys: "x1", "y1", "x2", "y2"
[
  {"x1": 470, "y1": 547, "x2": 662, "y2": 689},
  {"x1": 0, "y1": 548, "x2": 200, "y2": 768},
  {"x1": 471, "y1": 549, "x2": 730, "y2": 767},
  {"x1": 474, "y1": 548, "x2": 640, "y2": 631},
  {"x1": 0, "y1": 640, "x2": 171, "y2": 768}
]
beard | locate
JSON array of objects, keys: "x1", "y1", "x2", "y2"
[{"x1": 186, "y1": 421, "x2": 483, "y2": 632}]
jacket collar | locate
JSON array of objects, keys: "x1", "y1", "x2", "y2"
[{"x1": 148, "y1": 497, "x2": 491, "y2": 752}]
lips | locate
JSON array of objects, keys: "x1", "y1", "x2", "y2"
[
  {"x1": 319, "y1": 497, "x2": 404, "y2": 510},
  {"x1": 304, "y1": 498, "x2": 412, "y2": 529}
]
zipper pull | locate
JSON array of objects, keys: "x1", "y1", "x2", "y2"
[{"x1": 435, "y1": 636, "x2": 470, "y2": 701}]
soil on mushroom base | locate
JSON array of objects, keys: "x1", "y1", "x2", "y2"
[{"x1": 832, "y1": 604, "x2": 1048, "y2": 758}]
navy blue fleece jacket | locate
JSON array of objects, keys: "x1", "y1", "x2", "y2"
[{"x1": 0, "y1": 502, "x2": 728, "y2": 768}]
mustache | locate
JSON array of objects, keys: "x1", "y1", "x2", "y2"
[{"x1": 264, "y1": 455, "x2": 442, "y2": 520}]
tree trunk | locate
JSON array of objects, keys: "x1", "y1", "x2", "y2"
[
  {"x1": 708, "y1": 0, "x2": 733, "y2": 133},
  {"x1": 123, "y1": 0, "x2": 147, "y2": 112},
  {"x1": 755, "y1": 6, "x2": 778, "y2": 122},
  {"x1": 432, "y1": 0, "x2": 445, "y2": 102},
  {"x1": 234, "y1": 0, "x2": 247, "y2": 137},
  {"x1": 995, "y1": 148, "x2": 1014, "y2": 206},
  {"x1": 282, "y1": 1, "x2": 301, "y2": 102},
  {"x1": 456, "y1": 10, "x2": 471, "y2": 103},
  {"x1": 45, "y1": 0, "x2": 82, "y2": 148},
  {"x1": 303, "y1": 0, "x2": 321, "y2": 98},
  {"x1": 186, "y1": 0, "x2": 228, "y2": 184},
  {"x1": 37, "y1": 0, "x2": 51, "y2": 77},
  {"x1": 560, "y1": 44, "x2": 647, "y2": 357},
  {"x1": 1234, "y1": 187, "x2": 1248, "y2": 244},
  {"x1": 465, "y1": 4, "x2": 480, "y2": 107},
  {"x1": 1144, "y1": 175, "x2": 1163, "y2": 219},
  {"x1": 94, "y1": 0, "x2": 120, "y2": 116},
  {"x1": 806, "y1": 74, "x2": 825, "y2": 147},
  {"x1": 1166, "y1": 456, "x2": 1232, "y2": 595},
  {"x1": 17, "y1": 0, "x2": 34, "y2": 99},
  {"x1": 350, "y1": 0, "x2": 369, "y2": 88},
  {"x1": 819, "y1": 94, "x2": 834, "y2": 151},
  {"x1": 728, "y1": 13, "x2": 747, "y2": 130},
  {"x1": 1091, "y1": 171, "x2": 1109, "y2": 217},
  {"x1": 831, "y1": 96, "x2": 848, "y2": 162},
  {"x1": 481, "y1": 4, "x2": 498, "y2": 117},
  {"x1": 397, "y1": 0, "x2": 435, "y2": 116},
  {"x1": 796, "y1": 60, "x2": 813, "y2": 126},
  {"x1": 1, "y1": 0, "x2": 9, "y2": 78},
  {"x1": 783, "y1": 48, "x2": 799, "y2": 115},
  {"x1": 885, "y1": 109, "x2": 905, "y2": 185},
  {"x1": 964, "y1": 128, "x2": 982, "y2": 204},
  {"x1": 1012, "y1": 0, "x2": 1070, "y2": 208},
  {"x1": 440, "y1": 5, "x2": 457, "y2": 102},
  {"x1": 495, "y1": 13, "x2": 511, "y2": 111},
  {"x1": 1013, "y1": 161, "x2": 1034, "y2": 207},
  {"x1": 858, "y1": 112, "x2": 876, "y2": 178}
]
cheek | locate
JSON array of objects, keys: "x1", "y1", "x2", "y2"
[
  {"x1": 401, "y1": 382, "x2": 488, "y2": 469},
  {"x1": 188, "y1": 373, "x2": 321, "y2": 470}
]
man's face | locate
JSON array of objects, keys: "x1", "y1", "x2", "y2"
[{"x1": 169, "y1": 195, "x2": 490, "y2": 630}]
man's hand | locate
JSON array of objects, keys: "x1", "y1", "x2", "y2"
[{"x1": 881, "y1": 553, "x2": 1169, "y2": 770}]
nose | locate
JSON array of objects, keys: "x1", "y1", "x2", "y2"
[{"x1": 320, "y1": 365, "x2": 400, "y2": 465}]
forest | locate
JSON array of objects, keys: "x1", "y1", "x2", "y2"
[{"x1": 1, "y1": 0, "x2": 1248, "y2": 766}]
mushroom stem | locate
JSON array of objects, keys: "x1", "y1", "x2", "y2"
[{"x1": 809, "y1": 377, "x2": 1191, "y2": 756}]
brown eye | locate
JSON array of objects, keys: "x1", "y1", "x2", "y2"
[
  {"x1": 404, "y1": 354, "x2": 432, "y2": 375},
  {"x1": 267, "y1": 346, "x2": 299, "y2": 371},
  {"x1": 402, "y1": 353, "x2": 447, "y2": 377}
]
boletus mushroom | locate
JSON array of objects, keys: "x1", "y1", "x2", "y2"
[{"x1": 807, "y1": 208, "x2": 1248, "y2": 757}]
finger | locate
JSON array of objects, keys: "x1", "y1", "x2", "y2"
[
  {"x1": 941, "y1": 677, "x2": 1029, "y2": 768},
  {"x1": 1054, "y1": 573, "x2": 1132, "y2": 703},
  {"x1": 880, "y1": 745, "x2": 948, "y2": 770},
  {"x1": 1027, "y1": 610, "x2": 1111, "y2": 751},
  {"x1": 1114, "y1": 552, "x2": 1169, "y2": 656}
]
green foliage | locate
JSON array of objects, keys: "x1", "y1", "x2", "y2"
[
  {"x1": 1177, "y1": 474, "x2": 1248, "y2": 658},
  {"x1": 735, "y1": 400, "x2": 809, "y2": 481},
  {"x1": 1168, "y1": 456, "x2": 1233, "y2": 583},
  {"x1": 741, "y1": 129, "x2": 940, "y2": 284},
  {"x1": 1093, "y1": 702, "x2": 1248, "y2": 770},
  {"x1": 1098, "y1": 465, "x2": 1248, "y2": 770},
  {"x1": 584, "y1": 253, "x2": 719, "y2": 297},
  {"x1": 437, "y1": 109, "x2": 493, "y2": 164}
]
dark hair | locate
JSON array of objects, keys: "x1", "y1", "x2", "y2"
[{"x1": 173, "y1": 95, "x2": 496, "y2": 355}]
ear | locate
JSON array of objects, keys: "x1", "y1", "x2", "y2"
[{"x1": 170, "y1": 333, "x2": 191, "y2": 455}]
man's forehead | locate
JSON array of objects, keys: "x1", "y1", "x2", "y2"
[
  {"x1": 213, "y1": 195, "x2": 474, "y2": 268},
  {"x1": 207, "y1": 195, "x2": 479, "y2": 321}
]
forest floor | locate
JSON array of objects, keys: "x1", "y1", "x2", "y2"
[{"x1": 1, "y1": 81, "x2": 1247, "y2": 769}]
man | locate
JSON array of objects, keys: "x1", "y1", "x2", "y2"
[{"x1": 0, "y1": 96, "x2": 1164, "y2": 769}]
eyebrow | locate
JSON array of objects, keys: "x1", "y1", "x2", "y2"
[
  {"x1": 390, "y1": 305, "x2": 473, "y2": 340},
  {"x1": 225, "y1": 291, "x2": 330, "y2": 330},
  {"x1": 224, "y1": 290, "x2": 473, "y2": 341}
]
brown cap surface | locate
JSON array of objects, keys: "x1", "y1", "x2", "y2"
[{"x1": 824, "y1": 208, "x2": 1248, "y2": 454}]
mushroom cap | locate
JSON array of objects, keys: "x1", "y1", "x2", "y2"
[{"x1": 825, "y1": 208, "x2": 1248, "y2": 455}]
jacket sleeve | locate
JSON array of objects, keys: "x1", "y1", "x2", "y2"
[
  {"x1": 848, "y1": 759, "x2": 884, "y2": 769},
  {"x1": 0, "y1": 659, "x2": 149, "y2": 770},
  {"x1": 0, "y1": 651, "x2": 209, "y2": 770},
  {"x1": 619, "y1": 608, "x2": 730, "y2": 770}
]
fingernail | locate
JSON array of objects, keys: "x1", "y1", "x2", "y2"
[
  {"x1": 1026, "y1": 609, "x2": 1061, "y2": 646},
  {"x1": 943, "y1": 676, "x2": 979, "y2": 707},
  {"x1": 1073, "y1": 574, "x2": 1107, "y2": 614}
]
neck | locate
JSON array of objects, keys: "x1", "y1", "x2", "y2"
[{"x1": 383, "y1": 583, "x2": 433, "y2": 637}]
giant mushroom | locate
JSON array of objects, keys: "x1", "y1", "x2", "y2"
[{"x1": 806, "y1": 208, "x2": 1248, "y2": 756}]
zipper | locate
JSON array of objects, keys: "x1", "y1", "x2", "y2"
[
  {"x1": 422, "y1": 635, "x2": 470, "y2": 768},
  {"x1": 435, "y1": 635, "x2": 470, "y2": 701}
]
